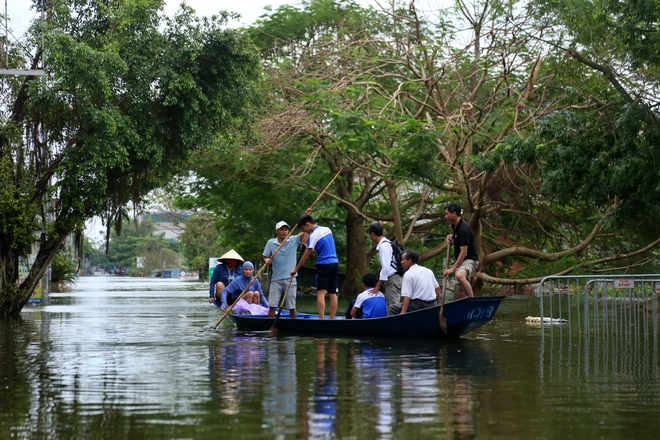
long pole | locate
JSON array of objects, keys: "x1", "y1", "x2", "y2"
[
  {"x1": 439, "y1": 244, "x2": 451, "y2": 333},
  {"x1": 212, "y1": 168, "x2": 343, "y2": 329}
]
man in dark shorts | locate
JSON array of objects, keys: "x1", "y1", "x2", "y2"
[
  {"x1": 443, "y1": 202, "x2": 478, "y2": 298},
  {"x1": 290, "y1": 213, "x2": 340, "y2": 319}
]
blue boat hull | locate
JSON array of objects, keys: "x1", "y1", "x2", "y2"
[{"x1": 227, "y1": 296, "x2": 504, "y2": 339}]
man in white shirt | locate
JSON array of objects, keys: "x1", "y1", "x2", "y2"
[
  {"x1": 367, "y1": 222, "x2": 403, "y2": 310},
  {"x1": 389, "y1": 249, "x2": 440, "y2": 315}
]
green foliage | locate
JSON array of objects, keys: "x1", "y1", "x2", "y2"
[
  {"x1": 50, "y1": 248, "x2": 79, "y2": 291},
  {"x1": 1, "y1": 0, "x2": 261, "y2": 311},
  {"x1": 178, "y1": 215, "x2": 223, "y2": 277}
]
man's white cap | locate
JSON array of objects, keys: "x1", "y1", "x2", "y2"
[{"x1": 275, "y1": 221, "x2": 289, "y2": 230}]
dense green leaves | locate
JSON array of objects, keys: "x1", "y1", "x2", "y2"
[{"x1": 0, "y1": 0, "x2": 260, "y2": 313}]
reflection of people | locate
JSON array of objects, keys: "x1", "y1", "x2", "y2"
[
  {"x1": 291, "y1": 214, "x2": 339, "y2": 320},
  {"x1": 448, "y1": 376, "x2": 477, "y2": 440},
  {"x1": 209, "y1": 249, "x2": 244, "y2": 304},
  {"x1": 220, "y1": 262, "x2": 268, "y2": 310},
  {"x1": 368, "y1": 222, "x2": 403, "y2": 310},
  {"x1": 209, "y1": 337, "x2": 267, "y2": 415},
  {"x1": 263, "y1": 221, "x2": 306, "y2": 318},
  {"x1": 263, "y1": 339, "x2": 297, "y2": 436},
  {"x1": 348, "y1": 273, "x2": 387, "y2": 319},
  {"x1": 308, "y1": 339, "x2": 338, "y2": 437},
  {"x1": 389, "y1": 249, "x2": 440, "y2": 315},
  {"x1": 443, "y1": 202, "x2": 477, "y2": 298}
]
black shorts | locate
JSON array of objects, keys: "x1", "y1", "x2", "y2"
[{"x1": 315, "y1": 263, "x2": 339, "y2": 294}]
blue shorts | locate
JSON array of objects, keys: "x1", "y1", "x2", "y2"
[{"x1": 315, "y1": 263, "x2": 339, "y2": 294}]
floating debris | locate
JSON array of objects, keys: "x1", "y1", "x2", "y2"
[
  {"x1": 525, "y1": 316, "x2": 568, "y2": 324},
  {"x1": 178, "y1": 314, "x2": 187, "y2": 318}
]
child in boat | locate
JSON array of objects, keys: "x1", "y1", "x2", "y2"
[{"x1": 347, "y1": 273, "x2": 388, "y2": 319}]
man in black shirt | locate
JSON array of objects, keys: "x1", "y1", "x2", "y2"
[{"x1": 443, "y1": 202, "x2": 478, "y2": 298}]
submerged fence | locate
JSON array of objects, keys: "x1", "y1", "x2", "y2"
[
  {"x1": 537, "y1": 274, "x2": 660, "y2": 332},
  {"x1": 535, "y1": 274, "x2": 660, "y2": 378}
]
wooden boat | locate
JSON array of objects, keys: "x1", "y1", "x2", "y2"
[{"x1": 227, "y1": 296, "x2": 504, "y2": 339}]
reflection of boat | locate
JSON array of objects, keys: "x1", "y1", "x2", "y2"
[{"x1": 228, "y1": 296, "x2": 504, "y2": 339}]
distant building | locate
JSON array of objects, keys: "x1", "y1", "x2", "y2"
[{"x1": 140, "y1": 212, "x2": 191, "y2": 242}]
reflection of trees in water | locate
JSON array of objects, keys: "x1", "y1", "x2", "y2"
[{"x1": 209, "y1": 337, "x2": 267, "y2": 415}]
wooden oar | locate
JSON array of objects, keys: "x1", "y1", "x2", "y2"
[
  {"x1": 269, "y1": 275, "x2": 295, "y2": 334},
  {"x1": 212, "y1": 167, "x2": 343, "y2": 330},
  {"x1": 439, "y1": 244, "x2": 451, "y2": 334}
]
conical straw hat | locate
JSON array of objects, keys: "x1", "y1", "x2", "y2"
[{"x1": 217, "y1": 249, "x2": 244, "y2": 262}]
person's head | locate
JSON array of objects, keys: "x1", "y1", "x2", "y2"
[
  {"x1": 368, "y1": 222, "x2": 384, "y2": 243},
  {"x1": 297, "y1": 213, "x2": 315, "y2": 233},
  {"x1": 361, "y1": 272, "x2": 378, "y2": 289},
  {"x1": 275, "y1": 221, "x2": 289, "y2": 240},
  {"x1": 444, "y1": 202, "x2": 462, "y2": 225},
  {"x1": 242, "y1": 261, "x2": 254, "y2": 277},
  {"x1": 401, "y1": 249, "x2": 418, "y2": 271},
  {"x1": 218, "y1": 249, "x2": 244, "y2": 268}
]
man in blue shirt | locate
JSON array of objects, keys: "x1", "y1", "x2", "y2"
[
  {"x1": 291, "y1": 213, "x2": 339, "y2": 319},
  {"x1": 263, "y1": 221, "x2": 306, "y2": 318}
]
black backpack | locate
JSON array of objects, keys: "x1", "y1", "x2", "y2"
[{"x1": 388, "y1": 239, "x2": 405, "y2": 276}]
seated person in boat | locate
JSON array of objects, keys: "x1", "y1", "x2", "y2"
[
  {"x1": 389, "y1": 249, "x2": 440, "y2": 315},
  {"x1": 346, "y1": 273, "x2": 388, "y2": 319},
  {"x1": 220, "y1": 261, "x2": 269, "y2": 311},
  {"x1": 209, "y1": 249, "x2": 244, "y2": 304}
]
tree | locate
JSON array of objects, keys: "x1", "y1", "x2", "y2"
[
  {"x1": 0, "y1": 0, "x2": 260, "y2": 314},
  {"x1": 181, "y1": 0, "x2": 660, "y2": 296}
]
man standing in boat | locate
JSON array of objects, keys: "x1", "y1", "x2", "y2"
[
  {"x1": 290, "y1": 213, "x2": 340, "y2": 320},
  {"x1": 389, "y1": 249, "x2": 440, "y2": 315},
  {"x1": 208, "y1": 250, "x2": 244, "y2": 304},
  {"x1": 367, "y1": 222, "x2": 403, "y2": 310},
  {"x1": 263, "y1": 220, "x2": 306, "y2": 319},
  {"x1": 443, "y1": 202, "x2": 477, "y2": 298}
]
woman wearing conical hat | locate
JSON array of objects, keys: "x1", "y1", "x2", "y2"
[{"x1": 208, "y1": 249, "x2": 244, "y2": 304}]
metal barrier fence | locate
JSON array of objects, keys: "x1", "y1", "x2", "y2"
[
  {"x1": 535, "y1": 274, "x2": 660, "y2": 378},
  {"x1": 536, "y1": 274, "x2": 660, "y2": 334}
]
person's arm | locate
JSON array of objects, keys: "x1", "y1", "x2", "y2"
[
  {"x1": 400, "y1": 296, "x2": 411, "y2": 314},
  {"x1": 291, "y1": 248, "x2": 313, "y2": 276},
  {"x1": 209, "y1": 266, "x2": 219, "y2": 297},
  {"x1": 220, "y1": 287, "x2": 229, "y2": 309},
  {"x1": 371, "y1": 243, "x2": 392, "y2": 294},
  {"x1": 350, "y1": 306, "x2": 359, "y2": 319},
  {"x1": 256, "y1": 281, "x2": 268, "y2": 308}
]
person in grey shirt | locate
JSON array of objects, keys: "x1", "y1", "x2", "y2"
[{"x1": 263, "y1": 221, "x2": 306, "y2": 318}]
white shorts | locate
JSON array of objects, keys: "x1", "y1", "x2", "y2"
[{"x1": 268, "y1": 278, "x2": 297, "y2": 309}]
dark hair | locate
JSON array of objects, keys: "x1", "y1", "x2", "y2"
[
  {"x1": 362, "y1": 272, "x2": 378, "y2": 288},
  {"x1": 402, "y1": 249, "x2": 419, "y2": 264},
  {"x1": 368, "y1": 222, "x2": 384, "y2": 237},
  {"x1": 297, "y1": 213, "x2": 314, "y2": 228},
  {"x1": 444, "y1": 202, "x2": 462, "y2": 215}
]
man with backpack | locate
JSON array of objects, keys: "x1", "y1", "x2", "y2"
[{"x1": 368, "y1": 222, "x2": 403, "y2": 310}]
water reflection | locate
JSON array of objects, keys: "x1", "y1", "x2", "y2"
[
  {"x1": 306, "y1": 339, "x2": 338, "y2": 438},
  {"x1": 263, "y1": 339, "x2": 297, "y2": 438},
  {"x1": 210, "y1": 337, "x2": 267, "y2": 415},
  {"x1": 5, "y1": 278, "x2": 660, "y2": 439}
]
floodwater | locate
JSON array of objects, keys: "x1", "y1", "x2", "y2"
[{"x1": 2, "y1": 277, "x2": 660, "y2": 439}]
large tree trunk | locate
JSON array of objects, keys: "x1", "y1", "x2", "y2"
[
  {"x1": 342, "y1": 209, "x2": 368, "y2": 299},
  {"x1": 0, "y1": 232, "x2": 67, "y2": 315}
]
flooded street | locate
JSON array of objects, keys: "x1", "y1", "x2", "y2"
[{"x1": 2, "y1": 276, "x2": 660, "y2": 439}]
